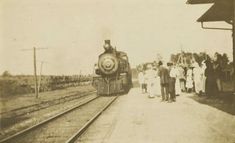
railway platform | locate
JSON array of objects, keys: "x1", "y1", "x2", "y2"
[{"x1": 78, "y1": 88, "x2": 235, "y2": 143}]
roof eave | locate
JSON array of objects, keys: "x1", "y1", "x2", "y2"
[{"x1": 187, "y1": 0, "x2": 214, "y2": 4}]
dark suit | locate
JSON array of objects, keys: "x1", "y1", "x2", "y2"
[{"x1": 158, "y1": 66, "x2": 170, "y2": 100}]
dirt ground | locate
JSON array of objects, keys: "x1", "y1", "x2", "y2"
[
  {"x1": 191, "y1": 92, "x2": 235, "y2": 115},
  {"x1": 0, "y1": 85, "x2": 95, "y2": 113},
  {"x1": 78, "y1": 88, "x2": 235, "y2": 143}
]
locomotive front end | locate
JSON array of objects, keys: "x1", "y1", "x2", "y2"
[
  {"x1": 93, "y1": 40, "x2": 132, "y2": 95},
  {"x1": 98, "y1": 53, "x2": 119, "y2": 75}
]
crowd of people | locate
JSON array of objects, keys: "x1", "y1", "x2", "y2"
[
  {"x1": 138, "y1": 61, "x2": 181, "y2": 102},
  {"x1": 138, "y1": 53, "x2": 225, "y2": 102}
]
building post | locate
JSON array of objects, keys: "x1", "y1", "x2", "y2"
[
  {"x1": 33, "y1": 47, "x2": 39, "y2": 98},
  {"x1": 233, "y1": 1, "x2": 235, "y2": 92}
]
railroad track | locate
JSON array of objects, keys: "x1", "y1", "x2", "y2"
[
  {"x1": 0, "y1": 92, "x2": 98, "y2": 140},
  {"x1": 65, "y1": 96, "x2": 117, "y2": 143},
  {"x1": 0, "y1": 95, "x2": 118, "y2": 143},
  {"x1": 0, "y1": 91, "x2": 96, "y2": 129},
  {"x1": 1, "y1": 90, "x2": 96, "y2": 118}
]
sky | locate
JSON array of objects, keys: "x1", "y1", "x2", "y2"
[{"x1": 0, "y1": 0, "x2": 233, "y2": 75}]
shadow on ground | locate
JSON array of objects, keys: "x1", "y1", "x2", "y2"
[
  {"x1": 189, "y1": 92, "x2": 235, "y2": 115},
  {"x1": 0, "y1": 115, "x2": 29, "y2": 129}
]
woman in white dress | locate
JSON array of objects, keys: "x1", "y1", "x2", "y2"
[
  {"x1": 153, "y1": 67, "x2": 161, "y2": 97},
  {"x1": 201, "y1": 60, "x2": 207, "y2": 94},
  {"x1": 138, "y1": 71, "x2": 146, "y2": 93},
  {"x1": 175, "y1": 66, "x2": 182, "y2": 96},
  {"x1": 186, "y1": 67, "x2": 194, "y2": 92},
  {"x1": 193, "y1": 63, "x2": 203, "y2": 94},
  {"x1": 178, "y1": 66, "x2": 186, "y2": 92},
  {"x1": 145, "y1": 65, "x2": 156, "y2": 98}
]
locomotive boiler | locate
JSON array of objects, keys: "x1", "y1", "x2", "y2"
[{"x1": 92, "y1": 40, "x2": 132, "y2": 95}]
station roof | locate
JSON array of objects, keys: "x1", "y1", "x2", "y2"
[
  {"x1": 197, "y1": 1, "x2": 233, "y2": 22},
  {"x1": 187, "y1": 0, "x2": 233, "y2": 22},
  {"x1": 187, "y1": 0, "x2": 214, "y2": 4}
]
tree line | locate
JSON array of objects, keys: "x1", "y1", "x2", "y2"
[{"x1": 0, "y1": 72, "x2": 92, "y2": 97}]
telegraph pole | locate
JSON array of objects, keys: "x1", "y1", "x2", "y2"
[
  {"x1": 33, "y1": 47, "x2": 39, "y2": 98},
  {"x1": 21, "y1": 47, "x2": 48, "y2": 98}
]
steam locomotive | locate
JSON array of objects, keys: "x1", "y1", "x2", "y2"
[{"x1": 92, "y1": 40, "x2": 132, "y2": 95}]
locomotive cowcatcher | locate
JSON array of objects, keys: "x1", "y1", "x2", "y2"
[{"x1": 92, "y1": 40, "x2": 132, "y2": 95}]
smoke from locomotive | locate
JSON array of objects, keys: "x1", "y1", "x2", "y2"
[{"x1": 92, "y1": 40, "x2": 132, "y2": 95}]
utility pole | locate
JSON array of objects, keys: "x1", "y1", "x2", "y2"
[
  {"x1": 33, "y1": 47, "x2": 39, "y2": 98},
  {"x1": 21, "y1": 47, "x2": 48, "y2": 98}
]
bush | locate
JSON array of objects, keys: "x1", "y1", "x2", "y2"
[
  {"x1": 0, "y1": 75, "x2": 93, "y2": 96},
  {"x1": 0, "y1": 79, "x2": 32, "y2": 96}
]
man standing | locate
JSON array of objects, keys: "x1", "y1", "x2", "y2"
[
  {"x1": 205, "y1": 60, "x2": 218, "y2": 97},
  {"x1": 168, "y1": 63, "x2": 177, "y2": 102},
  {"x1": 213, "y1": 53, "x2": 222, "y2": 92},
  {"x1": 158, "y1": 61, "x2": 170, "y2": 101}
]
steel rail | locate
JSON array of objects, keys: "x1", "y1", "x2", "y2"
[
  {"x1": 0, "y1": 91, "x2": 96, "y2": 118},
  {"x1": 0, "y1": 95, "x2": 99, "y2": 143},
  {"x1": 65, "y1": 96, "x2": 118, "y2": 143}
]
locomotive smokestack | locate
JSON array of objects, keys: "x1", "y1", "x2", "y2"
[
  {"x1": 103, "y1": 39, "x2": 113, "y2": 53},
  {"x1": 104, "y1": 40, "x2": 111, "y2": 45}
]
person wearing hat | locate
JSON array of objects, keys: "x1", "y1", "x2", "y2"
[
  {"x1": 213, "y1": 53, "x2": 223, "y2": 92},
  {"x1": 168, "y1": 62, "x2": 176, "y2": 102},
  {"x1": 158, "y1": 61, "x2": 170, "y2": 101},
  {"x1": 205, "y1": 59, "x2": 218, "y2": 97}
]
